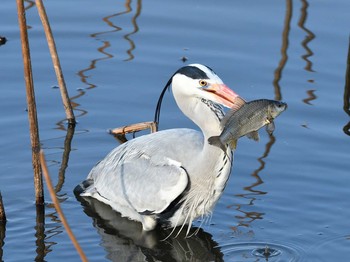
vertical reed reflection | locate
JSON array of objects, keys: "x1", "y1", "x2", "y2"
[
  {"x1": 124, "y1": 0, "x2": 142, "y2": 61},
  {"x1": 232, "y1": 1, "x2": 292, "y2": 231},
  {"x1": 298, "y1": 0, "x2": 318, "y2": 108},
  {"x1": 298, "y1": 0, "x2": 315, "y2": 72},
  {"x1": 343, "y1": 38, "x2": 350, "y2": 135},
  {"x1": 55, "y1": 125, "x2": 75, "y2": 193},
  {"x1": 38, "y1": 120, "x2": 76, "y2": 258},
  {"x1": 302, "y1": 89, "x2": 317, "y2": 105},
  {"x1": 78, "y1": 0, "x2": 142, "y2": 89},
  {"x1": 35, "y1": 205, "x2": 48, "y2": 261},
  {"x1": 233, "y1": 136, "x2": 275, "y2": 229},
  {"x1": 273, "y1": 0, "x2": 292, "y2": 101},
  {"x1": 24, "y1": 0, "x2": 35, "y2": 10},
  {"x1": 0, "y1": 223, "x2": 4, "y2": 261}
]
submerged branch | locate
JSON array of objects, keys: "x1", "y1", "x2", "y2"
[{"x1": 39, "y1": 151, "x2": 88, "y2": 262}]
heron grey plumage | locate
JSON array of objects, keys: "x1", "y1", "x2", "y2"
[{"x1": 75, "y1": 64, "x2": 242, "y2": 235}]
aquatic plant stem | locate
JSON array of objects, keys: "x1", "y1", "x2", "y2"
[
  {"x1": 0, "y1": 192, "x2": 5, "y2": 222},
  {"x1": 35, "y1": 0, "x2": 76, "y2": 126},
  {"x1": 16, "y1": 0, "x2": 44, "y2": 205},
  {"x1": 39, "y1": 151, "x2": 88, "y2": 262}
]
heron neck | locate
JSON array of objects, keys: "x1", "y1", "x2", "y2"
[
  {"x1": 177, "y1": 95, "x2": 231, "y2": 176},
  {"x1": 177, "y1": 96, "x2": 224, "y2": 139}
]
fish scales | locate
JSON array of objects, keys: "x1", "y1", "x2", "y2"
[{"x1": 208, "y1": 99, "x2": 287, "y2": 151}]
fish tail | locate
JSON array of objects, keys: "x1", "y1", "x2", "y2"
[{"x1": 208, "y1": 136, "x2": 226, "y2": 152}]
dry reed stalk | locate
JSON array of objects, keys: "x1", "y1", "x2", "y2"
[
  {"x1": 39, "y1": 151, "x2": 88, "y2": 262},
  {"x1": 0, "y1": 192, "x2": 5, "y2": 222},
  {"x1": 110, "y1": 121, "x2": 157, "y2": 135},
  {"x1": 35, "y1": 0, "x2": 76, "y2": 126},
  {"x1": 16, "y1": 0, "x2": 44, "y2": 205}
]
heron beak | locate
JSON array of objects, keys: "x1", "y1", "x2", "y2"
[{"x1": 204, "y1": 83, "x2": 242, "y2": 108}]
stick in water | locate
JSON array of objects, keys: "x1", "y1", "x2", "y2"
[
  {"x1": 39, "y1": 151, "x2": 87, "y2": 262},
  {"x1": 35, "y1": 0, "x2": 76, "y2": 126},
  {"x1": 16, "y1": 0, "x2": 44, "y2": 205},
  {"x1": 0, "y1": 192, "x2": 5, "y2": 222}
]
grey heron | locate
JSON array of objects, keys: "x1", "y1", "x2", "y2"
[{"x1": 75, "y1": 64, "x2": 242, "y2": 235}]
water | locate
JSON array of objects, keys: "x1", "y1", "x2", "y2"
[{"x1": 1, "y1": 0, "x2": 349, "y2": 261}]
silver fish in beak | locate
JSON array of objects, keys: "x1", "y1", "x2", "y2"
[{"x1": 208, "y1": 98, "x2": 287, "y2": 151}]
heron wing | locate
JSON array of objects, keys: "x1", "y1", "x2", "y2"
[{"x1": 83, "y1": 129, "x2": 197, "y2": 216}]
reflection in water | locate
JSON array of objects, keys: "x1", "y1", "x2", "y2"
[
  {"x1": 24, "y1": 0, "x2": 35, "y2": 10},
  {"x1": 273, "y1": 0, "x2": 292, "y2": 101},
  {"x1": 343, "y1": 39, "x2": 350, "y2": 135},
  {"x1": 233, "y1": 136, "x2": 275, "y2": 231},
  {"x1": 55, "y1": 125, "x2": 75, "y2": 193},
  {"x1": 232, "y1": 1, "x2": 292, "y2": 233},
  {"x1": 78, "y1": 0, "x2": 142, "y2": 90},
  {"x1": 35, "y1": 205, "x2": 49, "y2": 261},
  {"x1": 303, "y1": 89, "x2": 317, "y2": 105},
  {"x1": 298, "y1": 0, "x2": 319, "y2": 108},
  {"x1": 76, "y1": 196, "x2": 224, "y2": 262},
  {"x1": 24, "y1": 0, "x2": 35, "y2": 30},
  {"x1": 35, "y1": 126, "x2": 76, "y2": 259},
  {"x1": 123, "y1": 0, "x2": 142, "y2": 61},
  {"x1": 0, "y1": 221, "x2": 4, "y2": 261},
  {"x1": 298, "y1": 0, "x2": 315, "y2": 73}
]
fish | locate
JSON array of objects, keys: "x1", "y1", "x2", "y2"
[{"x1": 208, "y1": 98, "x2": 287, "y2": 151}]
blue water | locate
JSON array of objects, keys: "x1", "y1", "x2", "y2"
[{"x1": 0, "y1": 0, "x2": 349, "y2": 261}]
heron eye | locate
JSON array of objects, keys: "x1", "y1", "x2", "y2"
[{"x1": 199, "y1": 80, "x2": 208, "y2": 87}]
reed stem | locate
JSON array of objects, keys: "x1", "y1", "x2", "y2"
[
  {"x1": 39, "y1": 151, "x2": 88, "y2": 262},
  {"x1": 0, "y1": 192, "x2": 5, "y2": 222},
  {"x1": 35, "y1": 0, "x2": 76, "y2": 126},
  {"x1": 16, "y1": 0, "x2": 44, "y2": 205}
]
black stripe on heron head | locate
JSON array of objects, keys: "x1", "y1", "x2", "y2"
[
  {"x1": 154, "y1": 65, "x2": 215, "y2": 127},
  {"x1": 175, "y1": 65, "x2": 210, "y2": 80}
]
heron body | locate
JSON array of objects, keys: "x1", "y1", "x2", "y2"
[{"x1": 76, "y1": 64, "x2": 241, "y2": 234}]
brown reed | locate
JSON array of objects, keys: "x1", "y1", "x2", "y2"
[
  {"x1": 35, "y1": 0, "x2": 76, "y2": 126},
  {"x1": 0, "y1": 192, "x2": 5, "y2": 222},
  {"x1": 16, "y1": 0, "x2": 44, "y2": 205},
  {"x1": 110, "y1": 121, "x2": 157, "y2": 135},
  {"x1": 39, "y1": 151, "x2": 88, "y2": 262}
]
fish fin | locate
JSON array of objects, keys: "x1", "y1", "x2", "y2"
[
  {"x1": 266, "y1": 121, "x2": 275, "y2": 136},
  {"x1": 221, "y1": 96, "x2": 246, "y2": 126},
  {"x1": 208, "y1": 136, "x2": 226, "y2": 152},
  {"x1": 246, "y1": 131, "x2": 260, "y2": 141},
  {"x1": 228, "y1": 139, "x2": 237, "y2": 149}
]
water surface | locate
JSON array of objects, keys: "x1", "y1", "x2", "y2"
[{"x1": 0, "y1": 0, "x2": 349, "y2": 261}]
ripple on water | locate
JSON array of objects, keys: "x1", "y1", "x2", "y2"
[
  {"x1": 220, "y1": 241, "x2": 306, "y2": 262},
  {"x1": 307, "y1": 235, "x2": 350, "y2": 261}
]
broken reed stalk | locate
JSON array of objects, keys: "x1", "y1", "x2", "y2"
[
  {"x1": 110, "y1": 121, "x2": 157, "y2": 135},
  {"x1": 39, "y1": 151, "x2": 88, "y2": 262},
  {"x1": 0, "y1": 192, "x2": 5, "y2": 222},
  {"x1": 16, "y1": 0, "x2": 44, "y2": 205},
  {"x1": 35, "y1": 0, "x2": 76, "y2": 126}
]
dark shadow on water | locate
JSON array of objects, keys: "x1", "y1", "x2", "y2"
[{"x1": 75, "y1": 195, "x2": 224, "y2": 262}]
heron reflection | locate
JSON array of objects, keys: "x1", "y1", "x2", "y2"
[{"x1": 75, "y1": 195, "x2": 223, "y2": 262}]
